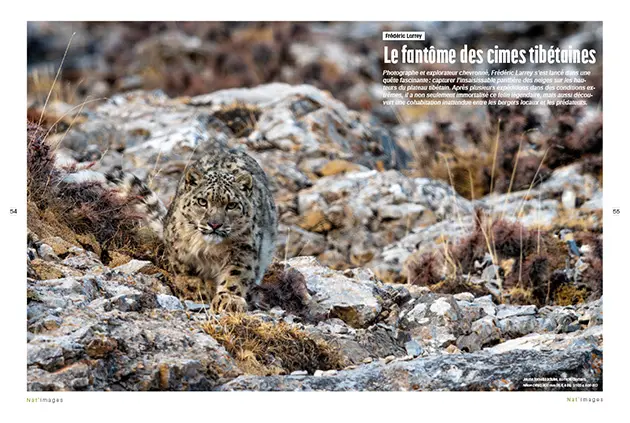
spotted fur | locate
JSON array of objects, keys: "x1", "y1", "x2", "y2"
[
  {"x1": 164, "y1": 149, "x2": 277, "y2": 312},
  {"x1": 105, "y1": 166, "x2": 168, "y2": 238},
  {"x1": 106, "y1": 150, "x2": 277, "y2": 312}
]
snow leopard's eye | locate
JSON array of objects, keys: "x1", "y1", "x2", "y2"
[
  {"x1": 226, "y1": 202, "x2": 238, "y2": 210},
  {"x1": 197, "y1": 198, "x2": 208, "y2": 207}
]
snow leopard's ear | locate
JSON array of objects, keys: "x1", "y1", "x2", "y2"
[
  {"x1": 184, "y1": 167, "x2": 203, "y2": 188},
  {"x1": 235, "y1": 171, "x2": 253, "y2": 194}
]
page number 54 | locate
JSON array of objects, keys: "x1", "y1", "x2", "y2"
[{"x1": 9, "y1": 208, "x2": 17, "y2": 215}]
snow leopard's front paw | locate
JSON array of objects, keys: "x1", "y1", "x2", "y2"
[{"x1": 211, "y1": 292, "x2": 247, "y2": 314}]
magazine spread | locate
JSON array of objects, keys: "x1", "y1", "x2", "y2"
[{"x1": 5, "y1": 6, "x2": 622, "y2": 420}]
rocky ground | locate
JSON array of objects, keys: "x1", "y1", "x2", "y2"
[
  {"x1": 27, "y1": 22, "x2": 603, "y2": 391},
  {"x1": 27, "y1": 84, "x2": 603, "y2": 391},
  {"x1": 27, "y1": 249, "x2": 602, "y2": 390}
]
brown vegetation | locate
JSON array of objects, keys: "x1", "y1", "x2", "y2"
[
  {"x1": 406, "y1": 211, "x2": 602, "y2": 306},
  {"x1": 202, "y1": 313, "x2": 346, "y2": 375},
  {"x1": 252, "y1": 262, "x2": 312, "y2": 316},
  {"x1": 27, "y1": 121, "x2": 161, "y2": 267},
  {"x1": 409, "y1": 104, "x2": 602, "y2": 200}
]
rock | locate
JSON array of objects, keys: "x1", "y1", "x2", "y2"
[
  {"x1": 114, "y1": 259, "x2": 159, "y2": 275},
  {"x1": 456, "y1": 315, "x2": 502, "y2": 352},
  {"x1": 27, "y1": 265, "x2": 240, "y2": 390},
  {"x1": 86, "y1": 336, "x2": 118, "y2": 358},
  {"x1": 29, "y1": 260, "x2": 68, "y2": 280},
  {"x1": 61, "y1": 253, "x2": 104, "y2": 273},
  {"x1": 156, "y1": 294, "x2": 184, "y2": 311},
  {"x1": 562, "y1": 189, "x2": 577, "y2": 210},
  {"x1": 496, "y1": 304, "x2": 537, "y2": 319},
  {"x1": 28, "y1": 344, "x2": 65, "y2": 372},
  {"x1": 375, "y1": 160, "x2": 603, "y2": 283},
  {"x1": 581, "y1": 190, "x2": 602, "y2": 211},
  {"x1": 488, "y1": 325, "x2": 602, "y2": 354},
  {"x1": 287, "y1": 256, "x2": 383, "y2": 328},
  {"x1": 37, "y1": 243, "x2": 58, "y2": 261},
  {"x1": 472, "y1": 316, "x2": 502, "y2": 343},
  {"x1": 497, "y1": 315, "x2": 539, "y2": 338},
  {"x1": 294, "y1": 170, "x2": 471, "y2": 274},
  {"x1": 305, "y1": 318, "x2": 407, "y2": 365},
  {"x1": 476, "y1": 164, "x2": 601, "y2": 227},
  {"x1": 109, "y1": 294, "x2": 144, "y2": 312},
  {"x1": 404, "y1": 340, "x2": 423, "y2": 357},
  {"x1": 577, "y1": 298, "x2": 603, "y2": 327},
  {"x1": 184, "y1": 301, "x2": 210, "y2": 313},
  {"x1": 430, "y1": 297, "x2": 456, "y2": 317},
  {"x1": 319, "y1": 159, "x2": 363, "y2": 176},
  {"x1": 453, "y1": 292, "x2": 475, "y2": 302},
  {"x1": 481, "y1": 265, "x2": 501, "y2": 282},
  {"x1": 276, "y1": 224, "x2": 328, "y2": 258},
  {"x1": 473, "y1": 295, "x2": 497, "y2": 317},
  {"x1": 444, "y1": 345, "x2": 462, "y2": 354},
  {"x1": 354, "y1": 325, "x2": 406, "y2": 358},
  {"x1": 218, "y1": 346, "x2": 602, "y2": 391},
  {"x1": 376, "y1": 216, "x2": 474, "y2": 283},
  {"x1": 398, "y1": 294, "x2": 467, "y2": 355},
  {"x1": 378, "y1": 203, "x2": 426, "y2": 220},
  {"x1": 194, "y1": 83, "x2": 408, "y2": 167},
  {"x1": 27, "y1": 307, "x2": 241, "y2": 390},
  {"x1": 28, "y1": 314, "x2": 64, "y2": 333},
  {"x1": 40, "y1": 236, "x2": 75, "y2": 257},
  {"x1": 455, "y1": 299, "x2": 485, "y2": 323},
  {"x1": 538, "y1": 306, "x2": 580, "y2": 333}
]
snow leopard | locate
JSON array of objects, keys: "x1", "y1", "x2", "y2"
[{"x1": 106, "y1": 148, "x2": 277, "y2": 313}]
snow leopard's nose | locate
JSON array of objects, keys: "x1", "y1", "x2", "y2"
[{"x1": 208, "y1": 221, "x2": 223, "y2": 230}]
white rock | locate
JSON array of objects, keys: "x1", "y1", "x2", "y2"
[
  {"x1": 378, "y1": 204, "x2": 426, "y2": 220},
  {"x1": 473, "y1": 295, "x2": 497, "y2": 317},
  {"x1": 37, "y1": 244, "x2": 58, "y2": 261},
  {"x1": 496, "y1": 305, "x2": 537, "y2": 319},
  {"x1": 113, "y1": 260, "x2": 154, "y2": 275},
  {"x1": 562, "y1": 189, "x2": 577, "y2": 210},
  {"x1": 156, "y1": 295, "x2": 184, "y2": 311},
  {"x1": 429, "y1": 297, "x2": 452, "y2": 316},
  {"x1": 406, "y1": 302, "x2": 427, "y2": 321},
  {"x1": 286, "y1": 256, "x2": 382, "y2": 328}
]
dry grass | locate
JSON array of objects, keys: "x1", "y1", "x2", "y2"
[
  {"x1": 27, "y1": 121, "x2": 164, "y2": 267},
  {"x1": 408, "y1": 103, "x2": 601, "y2": 200},
  {"x1": 406, "y1": 210, "x2": 601, "y2": 306},
  {"x1": 405, "y1": 103, "x2": 602, "y2": 307},
  {"x1": 202, "y1": 313, "x2": 346, "y2": 375},
  {"x1": 546, "y1": 209, "x2": 603, "y2": 233},
  {"x1": 27, "y1": 68, "x2": 83, "y2": 123},
  {"x1": 554, "y1": 284, "x2": 589, "y2": 306}
]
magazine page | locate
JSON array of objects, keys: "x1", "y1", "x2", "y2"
[{"x1": 2, "y1": 1, "x2": 626, "y2": 421}]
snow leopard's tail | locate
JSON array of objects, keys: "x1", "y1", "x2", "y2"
[{"x1": 105, "y1": 166, "x2": 168, "y2": 239}]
